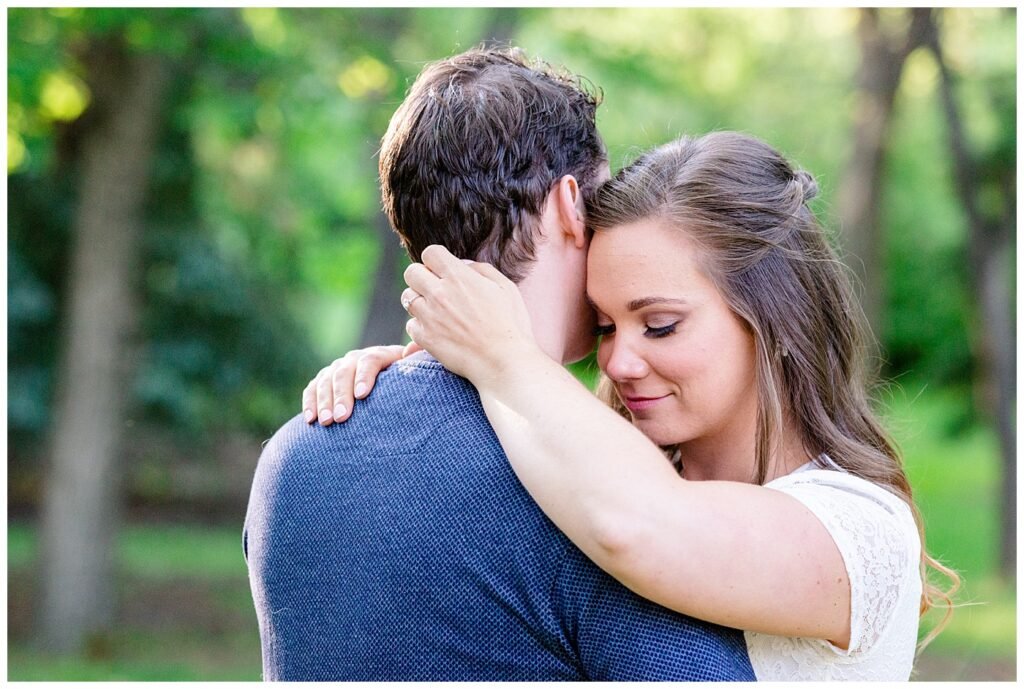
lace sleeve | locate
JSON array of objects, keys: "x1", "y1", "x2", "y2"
[{"x1": 765, "y1": 470, "x2": 921, "y2": 657}]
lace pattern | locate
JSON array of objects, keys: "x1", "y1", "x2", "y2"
[{"x1": 744, "y1": 468, "x2": 922, "y2": 680}]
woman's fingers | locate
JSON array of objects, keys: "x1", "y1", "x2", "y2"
[
  {"x1": 301, "y1": 346, "x2": 408, "y2": 425},
  {"x1": 468, "y1": 260, "x2": 512, "y2": 287},
  {"x1": 403, "y1": 262, "x2": 439, "y2": 296},
  {"x1": 314, "y1": 366, "x2": 336, "y2": 426},
  {"x1": 406, "y1": 317, "x2": 425, "y2": 349},
  {"x1": 420, "y1": 244, "x2": 465, "y2": 278},
  {"x1": 329, "y1": 356, "x2": 357, "y2": 423},
  {"x1": 400, "y1": 247, "x2": 528, "y2": 382},
  {"x1": 302, "y1": 379, "x2": 318, "y2": 424},
  {"x1": 413, "y1": 246, "x2": 509, "y2": 293},
  {"x1": 352, "y1": 345, "x2": 405, "y2": 399},
  {"x1": 400, "y1": 287, "x2": 424, "y2": 314},
  {"x1": 326, "y1": 347, "x2": 401, "y2": 422},
  {"x1": 423, "y1": 244, "x2": 509, "y2": 289}
]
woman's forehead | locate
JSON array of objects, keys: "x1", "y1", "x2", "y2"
[
  {"x1": 586, "y1": 222, "x2": 712, "y2": 306},
  {"x1": 588, "y1": 220, "x2": 700, "y2": 269}
]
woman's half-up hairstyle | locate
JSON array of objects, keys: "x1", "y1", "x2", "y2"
[{"x1": 587, "y1": 131, "x2": 958, "y2": 649}]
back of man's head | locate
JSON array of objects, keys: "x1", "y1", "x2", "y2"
[{"x1": 380, "y1": 46, "x2": 606, "y2": 282}]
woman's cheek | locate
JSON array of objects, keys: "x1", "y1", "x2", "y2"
[{"x1": 596, "y1": 340, "x2": 611, "y2": 373}]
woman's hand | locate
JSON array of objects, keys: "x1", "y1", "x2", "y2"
[
  {"x1": 402, "y1": 245, "x2": 539, "y2": 388},
  {"x1": 302, "y1": 344, "x2": 418, "y2": 425}
]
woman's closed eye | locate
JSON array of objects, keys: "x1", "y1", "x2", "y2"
[
  {"x1": 592, "y1": 321, "x2": 679, "y2": 339},
  {"x1": 645, "y1": 322, "x2": 678, "y2": 339}
]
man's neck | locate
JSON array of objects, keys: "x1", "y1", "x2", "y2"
[
  {"x1": 508, "y1": 189, "x2": 593, "y2": 367},
  {"x1": 517, "y1": 273, "x2": 569, "y2": 365}
]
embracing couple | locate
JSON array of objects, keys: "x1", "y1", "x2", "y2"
[{"x1": 244, "y1": 46, "x2": 954, "y2": 681}]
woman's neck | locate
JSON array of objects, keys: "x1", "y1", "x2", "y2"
[
  {"x1": 676, "y1": 424, "x2": 811, "y2": 484},
  {"x1": 676, "y1": 435, "x2": 755, "y2": 482}
]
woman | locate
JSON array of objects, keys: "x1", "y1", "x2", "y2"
[{"x1": 303, "y1": 132, "x2": 956, "y2": 679}]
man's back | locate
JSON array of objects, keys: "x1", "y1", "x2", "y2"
[{"x1": 244, "y1": 354, "x2": 754, "y2": 680}]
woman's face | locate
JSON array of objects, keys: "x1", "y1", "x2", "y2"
[{"x1": 587, "y1": 219, "x2": 758, "y2": 450}]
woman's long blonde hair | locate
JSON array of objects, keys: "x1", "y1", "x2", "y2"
[{"x1": 588, "y1": 132, "x2": 959, "y2": 649}]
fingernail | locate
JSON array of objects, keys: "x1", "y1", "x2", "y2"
[
  {"x1": 318, "y1": 408, "x2": 331, "y2": 424},
  {"x1": 304, "y1": 409, "x2": 315, "y2": 423},
  {"x1": 333, "y1": 404, "x2": 346, "y2": 420},
  {"x1": 354, "y1": 382, "x2": 368, "y2": 398}
]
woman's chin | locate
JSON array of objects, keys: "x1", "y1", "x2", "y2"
[{"x1": 632, "y1": 419, "x2": 685, "y2": 448}]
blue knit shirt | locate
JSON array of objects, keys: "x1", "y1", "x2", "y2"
[{"x1": 243, "y1": 354, "x2": 755, "y2": 681}]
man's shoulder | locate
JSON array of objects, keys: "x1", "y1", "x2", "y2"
[
  {"x1": 258, "y1": 353, "x2": 495, "y2": 468},
  {"x1": 367, "y1": 351, "x2": 484, "y2": 410}
]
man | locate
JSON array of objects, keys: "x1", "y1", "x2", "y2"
[{"x1": 244, "y1": 47, "x2": 755, "y2": 681}]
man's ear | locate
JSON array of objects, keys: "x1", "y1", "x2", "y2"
[{"x1": 553, "y1": 174, "x2": 588, "y2": 250}]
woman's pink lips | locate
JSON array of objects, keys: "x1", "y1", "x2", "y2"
[{"x1": 622, "y1": 394, "x2": 670, "y2": 413}]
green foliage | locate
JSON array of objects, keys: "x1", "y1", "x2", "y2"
[
  {"x1": 9, "y1": 7, "x2": 1011, "y2": 446},
  {"x1": 7, "y1": 8, "x2": 325, "y2": 443},
  {"x1": 880, "y1": 9, "x2": 1015, "y2": 389}
]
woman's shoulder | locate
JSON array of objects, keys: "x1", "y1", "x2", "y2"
[
  {"x1": 766, "y1": 459, "x2": 916, "y2": 529},
  {"x1": 750, "y1": 458, "x2": 922, "y2": 677},
  {"x1": 764, "y1": 459, "x2": 922, "y2": 634}
]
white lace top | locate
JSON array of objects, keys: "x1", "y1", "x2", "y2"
[{"x1": 744, "y1": 457, "x2": 922, "y2": 680}]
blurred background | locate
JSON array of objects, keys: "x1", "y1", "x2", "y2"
[{"x1": 6, "y1": 7, "x2": 1015, "y2": 681}]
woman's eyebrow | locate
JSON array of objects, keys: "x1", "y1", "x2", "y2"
[{"x1": 627, "y1": 297, "x2": 688, "y2": 312}]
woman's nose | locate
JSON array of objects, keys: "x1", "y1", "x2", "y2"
[{"x1": 601, "y1": 338, "x2": 650, "y2": 381}]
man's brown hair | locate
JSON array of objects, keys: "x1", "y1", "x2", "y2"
[{"x1": 379, "y1": 46, "x2": 606, "y2": 282}]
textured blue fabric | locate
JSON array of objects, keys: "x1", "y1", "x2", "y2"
[{"x1": 243, "y1": 354, "x2": 755, "y2": 681}]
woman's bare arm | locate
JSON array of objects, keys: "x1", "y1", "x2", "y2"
[{"x1": 405, "y1": 245, "x2": 851, "y2": 645}]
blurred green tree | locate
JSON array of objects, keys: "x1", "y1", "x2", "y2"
[
  {"x1": 9, "y1": 5, "x2": 533, "y2": 653},
  {"x1": 921, "y1": 8, "x2": 1015, "y2": 576},
  {"x1": 837, "y1": 8, "x2": 931, "y2": 340},
  {"x1": 26, "y1": 10, "x2": 176, "y2": 652}
]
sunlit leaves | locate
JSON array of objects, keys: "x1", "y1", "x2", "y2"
[
  {"x1": 8, "y1": 129, "x2": 27, "y2": 173},
  {"x1": 241, "y1": 8, "x2": 287, "y2": 51},
  {"x1": 6, "y1": 6, "x2": 1014, "y2": 439},
  {"x1": 337, "y1": 55, "x2": 393, "y2": 100},
  {"x1": 38, "y1": 70, "x2": 90, "y2": 121},
  {"x1": 902, "y1": 47, "x2": 940, "y2": 99}
]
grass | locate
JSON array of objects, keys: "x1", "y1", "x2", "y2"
[
  {"x1": 6, "y1": 383, "x2": 1015, "y2": 680},
  {"x1": 7, "y1": 524, "x2": 262, "y2": 681},
  {"x1": 881, "y1": 381, "x2": 1016, "y2": 668},
  {"x1": 8, "y1": 632, "x2": 260, "y2": 681},
  {"x1": 8, "y1": 523, "x2": 245, "y2": 579}
]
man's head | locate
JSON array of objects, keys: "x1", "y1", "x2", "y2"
[{"x1": 379, "y1": 46, "x2": 607, "y2": 283}]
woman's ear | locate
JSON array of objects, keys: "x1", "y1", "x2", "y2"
[{"x1": 554, "y1": 174, "x2": 587, "y2": 249}]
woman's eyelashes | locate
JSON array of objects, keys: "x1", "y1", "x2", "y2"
[
  {"x1": 591, "y1": 321, "x2": 679, "y2": 339},
  {"x1": 645, "y1": 322, "x2": 678, "y2": 339}
]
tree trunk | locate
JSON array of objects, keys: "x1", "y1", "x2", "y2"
[
  {"x1": 37, "y1": 39, "x2": 170, "y2": 653},
  {"x1": 979, "y1": 246, "x2": 1016, "y2": 577},
  {"x1": 922, "y1": 11, "x2": 1016, "y2": 578},
  {"x1": 838, "y1": 8, "x2": 931, "y2": 341},
  {"x1": 358, "y1": 210, "x2": 410, "y2": 348}
]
